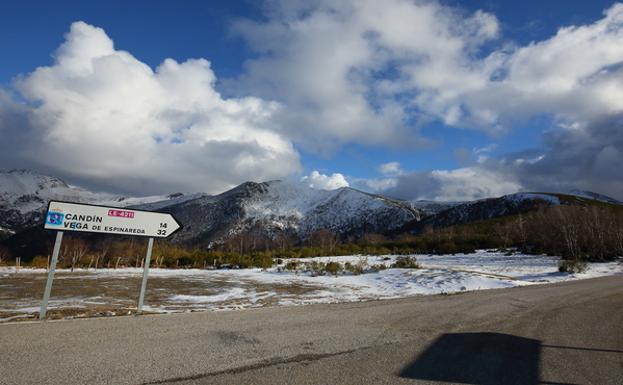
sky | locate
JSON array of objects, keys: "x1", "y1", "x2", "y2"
[{"x1": 1, "y1": 0, "x2": 622, "y2": 201}]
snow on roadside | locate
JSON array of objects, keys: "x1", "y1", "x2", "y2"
[
  {"x1": 170, "y1": 288, "x2": 249, "y2": 303},
  {"x1": 1, "y1": 251, "x2": 622, "y2": 318}
]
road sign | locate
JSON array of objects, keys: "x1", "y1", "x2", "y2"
[
  {"x1": 40, "y1": 201, "x2": 183, "y2": 319},
  {"x1": 43, "y1": 201, "x2": 182, "y2": 238}
]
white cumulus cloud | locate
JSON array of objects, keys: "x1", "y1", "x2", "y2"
[
  {"x1": 301, "y1": 170, "x2": 349, "y2": 190},
  {"x1": 378, "y1": 161, "x2": 404, "y2": 176},
  {"x1": 4, "y1": 2, "x2": 623, "y2": 199},
  {"x1": 233, "y1": 1, "x2": 623, "y2": 145},
  {"x1": 232, "y1": 1, "x2": 623, "y2": 200},
  {"x1": 231, "y1": 0, "x2": 502, "y2": 151},
  {"x1": 0, "y1": 21, "x2": 300, "y2": 195}
]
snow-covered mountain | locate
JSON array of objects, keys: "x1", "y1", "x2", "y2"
[
  {"x1": 0, "y1": 170, "x2": 420, "y2": 244},
  {"x1": 566, "y1": 189, "x2": 622, "y2": 205},
  {"x1": 1, "y1": 170, "x2": 621, "y2": 245},
  {"x1": 398, "y1": 192, "x2": 581, "y2": 234},
  {"x1": 409, "y1": 200, "x2": 464, "y2": 215},
  {"x1": 0, "y1": 170, "x2": 205, "y2": 232},
  {"x1": 430, "y1": 192, "x2": 560, "y2": 225},
  {"x1": 150, "y1": 180, "x2": 421, "y2": 245}
]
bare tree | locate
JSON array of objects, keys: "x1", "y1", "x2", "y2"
[
  {"x1": 515, "y1": 213, "x2": 527, "y2": 248},
  {"x1": 310, "y1": 229, "x2": 339, "y2": 253},
  {"x1": 275, "y1": 231, "x2": 296, "y2": 253},
  {"x1": 94, "y1": 240, "x2": 110, "y2": 270},
  {"x1": 493, "y1": 222, "x2": 512, "y2": 250},
  {"x1": 0, "y1": 245, "x2": 10, "y2": 265},
  {"x1": 615, "y1": 214, "x2": 623, "y2": 256},
  {"x1": 556, "y1": 207, "x2": 580, "y2": 260},
  {"x1": 360, "y1": 233, "x2": 386, "y2": 245},
  {"x1": 61, "y1": 238, "x2": 90, "y2": 272}
]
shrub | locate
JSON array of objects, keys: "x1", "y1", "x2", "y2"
[
  {"x1": 376, "y1": 247, "x2": 392, "y2": 255},
  {"x1": 325, "y1": 261, "x2": 342, "y2": 276},
  {"x1": 253, "y1": 254, "x2": 274, "y2": 269},
  {"x1": 344, "y1": 261, "x2": 352, "y2": 270},
  {"x1": 285, "y1": 261, "x2": 299, "y2": 271},
  {"x1": 305, "y1": 261, "x2": 326, "y2": 276},
  {"x1": 344, "y1": 261, "x2": 364, "y2": 275},
  {"x1": 30, "y1": 256, "x2": 49, "y2": 268},
  {"x1": 369, "y1": 264, "x2": 387, "y2": 273},
  {"x1": 435, "y1": 241, "x2": 458, "y2": 255},
  {"x1": 558, "y1": 259, "x2": 588, "y2": 274},
  {"x1": 392, "y1": 256, "x2": 420, "y2": 269}
]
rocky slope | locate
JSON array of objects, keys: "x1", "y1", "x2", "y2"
[
  {"x1": 1, "y1": 170, "x2": 620, "y2": 246},
  {"x1": 0, "y1": 171, "x2": 421, "y2": 245},
  {"x1": 396, "y1": 192, "x2": 620, "y2": 234},
  {"x1": 148, "y1": 181, "x2": 421, "y2": 246},
  {"x1": 0, "y1": 170, "x2": 204, "y2": 233}
]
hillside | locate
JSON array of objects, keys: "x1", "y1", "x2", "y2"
[
  {"x1": 0, "y1": 171, "x2": 421, "y2": 248},
  {"x1": 396, "y1": 193, "x2": 560, "y2": 234},
  {"x1": 147, "y1": 181, "x2": 421, "y2": 246},
  {"x1": 0, "y1": 170, "x2": 205, "y2": 233},
  {"x1": 1, "y1": 169, "x2": 621, "y2": 257}
]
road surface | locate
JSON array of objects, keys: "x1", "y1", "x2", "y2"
[{"x1": 1, "y1": 276, "x2": 622, "y2": 384}]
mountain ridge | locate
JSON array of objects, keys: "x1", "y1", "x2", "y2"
[{"x1": 0, "y1": 170, "x2": 620, "y2": 246}]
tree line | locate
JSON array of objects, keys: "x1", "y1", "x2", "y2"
[{"x1": 1, "y1": 204, "x2": 621, "y2": 269}]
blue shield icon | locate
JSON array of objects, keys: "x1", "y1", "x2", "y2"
[{"x1": 46, "y1": 212, "x2": 64, "y2": 226}]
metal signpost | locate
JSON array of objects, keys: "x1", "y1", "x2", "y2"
[{"x1": 40, "y1": 201, "x2": 182, "y2": 320}]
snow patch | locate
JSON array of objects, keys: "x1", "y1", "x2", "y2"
[
  {"x1": 506, "y1": 193, "x2": 560, "y2": 205},
  {"x1": 170, "y1": 288, "x2": 248, "y2": 303}
]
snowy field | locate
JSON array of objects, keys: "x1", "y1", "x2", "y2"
[{"x1": 1, "y1": 251, "x2": 622, "y2": 322}]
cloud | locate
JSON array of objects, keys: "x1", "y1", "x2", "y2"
[
  {"x1": 229, "y1": 1, "x2": 622, "y2": 201},
  {"x1": 350, "y1": 161, "x2": 404, "y2": 193},
  {"x1": 473, "y1": 144, "x2": 497, "y2": 163},
  {"x1": 0, "y1": 22, "x2": 300, "y2": 195},
  {"x1": 385, "y1": 166, "x2": 521, "y2": 202},
  {"x1": 301, "y1": 170, "x2": 349, "y2": 190},
  {"x1": 498, "y1": 115, "x2": 623, "y2": 198},
  {"x1": 233, "y1": 1, "x2": 623, "y2": 141},
  {"x1": 452, "y1": 3, "x2": 623, "y2": 129},
  {"x1": 3, "y1": 3, "x2": 623, "y2": 199},
  {"x1": 378, "y1": 161, "x2": 403, "y2": 176},
  {"x1": 352, "y1": 177, "x2": 398, "y2": 193},
  {"x1": 231, "y1": 0, "x2": 502, "y2": 152},
  {"x1": 384, "y1": 114, "x2": 623, "y2": 201}
]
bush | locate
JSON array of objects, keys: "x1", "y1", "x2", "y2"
[
  {"x1": 392, "y1": 256, "x2": 420, "y2": 269},
  {"x1": 344, "y1": 261, "x2": 364, "y2": 275},
  {"x1": 30, "y1": 256, "x2": 49, "y2": 268},
  {"x1": 285, "y1": 261, "x2": 299, "y2": 271},
  {"x1": 253, "y1": 254, "x2": 274, "y2": 269},
  {"x1": 305, "y1": 261, "x2": 326, "y2": 276},
  {"x1": 325, "y1": 261, "x2": 343, "y2": 276},
  {"x1": 558, "y1": 259, "x2": 588, "y2": 274},
  {"x1": 369, "y1": 264, "x2": 387, "y2": 273}
]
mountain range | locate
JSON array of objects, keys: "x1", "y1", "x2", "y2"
[{"x1": 0, "y1": 169, "x2": 620, "y2": 247}]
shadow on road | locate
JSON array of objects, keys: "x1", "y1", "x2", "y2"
[{"x1": 399, "y1": 332, "x2": 541, "y2": 385}]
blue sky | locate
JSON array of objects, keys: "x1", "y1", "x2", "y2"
[
  {"x1": 1, "y1": 1, "x2": 622, "y2": 200},
  {"x1": 0, "y1": 1, "x2": 615, "y2": 82}
]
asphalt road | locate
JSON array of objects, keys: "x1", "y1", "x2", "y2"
[{"x1": 1, "y1": 276, "x2": 622, "y2": 385}]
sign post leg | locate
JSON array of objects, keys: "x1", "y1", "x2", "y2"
[
  {"x1": 137, "y1": 237, "x2": 154, "y2": 314},
  {"x1": 40, "y1": 231, "x2": 64, "y2": 320}
]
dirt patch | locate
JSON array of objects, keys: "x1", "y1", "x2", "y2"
[{"x1": 0, "y1": 270, "x2": 328, "y2": 322}]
